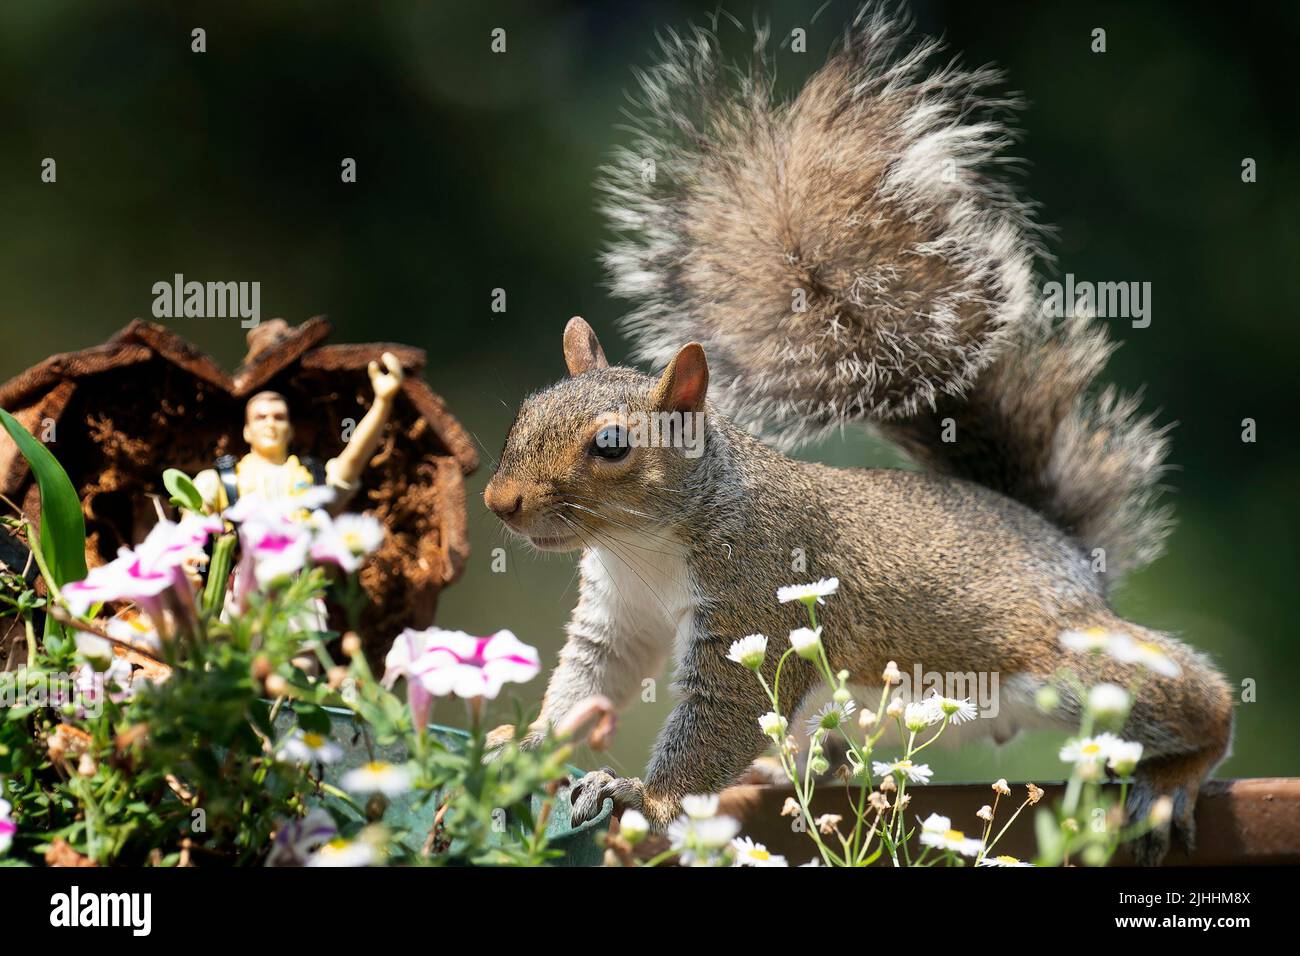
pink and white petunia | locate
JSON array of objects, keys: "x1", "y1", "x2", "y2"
[
  {"x1": 265, "y1": 808, "x2": 338, "y2": 867},
  {"x1": 0, "y1": 799, "x2": 15, "y2": 855},
  {"x1": 62, "y1": 513, "x2": 223, "y2": 617},
  {"x1": 385, "y1": 627, "x2": 541, "y2": 702},
  {"x1": 309, "y1": 512, "x2": 385, "y2": 573},
  {"x1": 226, "y1": 507, "x2": 312, "y2": 607},
  {"x1": 73, "y1": 659, "x2": 136, "y2": 718}
]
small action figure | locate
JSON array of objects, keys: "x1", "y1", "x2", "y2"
[{"x1": 194, "y1": 353, "x2": 405, "y2": 515}]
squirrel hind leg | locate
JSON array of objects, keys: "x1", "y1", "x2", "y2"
[{"x1": 1062, "y1": 617, "x2": 1236, "y2": 865}]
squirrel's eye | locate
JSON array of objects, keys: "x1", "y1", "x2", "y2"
[{"x1": 590, "y1": 426, "x2": 630, "y2": 461}]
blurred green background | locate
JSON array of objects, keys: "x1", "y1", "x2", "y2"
[{"x1": 1, "y1": 1, "x2": 1296, "y2": 783}]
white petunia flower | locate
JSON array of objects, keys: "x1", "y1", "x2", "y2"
[
  {"x1": 872, "y1": 758, "x2": 933, "y2": 784},
  {"x1": 731, "y1": 836, "x2": 788, "y2": 867},
  {"x1": 759, "y1": 711, "x2": 788, "y2": 738},
  {"x1": 1088, "y1": 683, "x2": 1131, "y2": 720},
  {"x1": 727, "y1": 634, "x2": 768, "y2": 670},
  {"x1": 340, "y1": 761, "x2": 414, "y2": 797},
  {"x1": 805, "y1": 699, "x2": 856, "y2": 736},
  {"x1": 788, "y1": 626, "x2": 823, "y2": 661},
  {"x1": 777, "y1": 578, "x2": 839, "y2": 605}
]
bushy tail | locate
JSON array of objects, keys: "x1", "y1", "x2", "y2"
[{"x1": 598, "y1": 6, "x2": 1172, "y2": 582}]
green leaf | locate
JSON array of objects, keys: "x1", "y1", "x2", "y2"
[
  {"x1": 0, "y1": 408, "x2": 87, "y2": 587},
  {"x1": 293, "y1": 702, "x2": 332, "y2": 735},
  {"x1": 162, "y1": 468, "x2": 203, "y2": 513}
]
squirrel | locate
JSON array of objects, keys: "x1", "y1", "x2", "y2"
[{"x1": 483, "y1": 8, "x2": 1233, "y2": 866}]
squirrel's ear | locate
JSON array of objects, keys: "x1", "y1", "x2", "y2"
[
  {"x1": 654, "y1": 343, "x2": 709, "y2": 413},
  {"x1": 563, "y1": 316, "x2": 609, "y2": 376}
]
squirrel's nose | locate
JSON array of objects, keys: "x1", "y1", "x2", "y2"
[{"x1": 484, "y1": 479, "x2": 525, "y2": 521}]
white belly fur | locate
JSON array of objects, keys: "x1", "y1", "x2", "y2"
[{"x1": 579, "y1": 527, "x2": 698, "y2": 689}]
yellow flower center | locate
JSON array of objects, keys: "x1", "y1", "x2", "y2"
[
  {"x1": 1081, "y1": 743, "x2": 1101, "y2": 756},
  {"x1": 944, "y1": 829, "x2": 966, "y2": 841},
  {"x1": 365, "y1": 761, "x2": 388, "y2": 773},
  {"x1": 302, "y1": 733, "x2": 325, "y2": 748},
  {"x1": 996, "y1": 855, "x2": 1019, "y2": 864},
  {"x1": 750, "y1": 848, "x2": 770, "y2": 861}
]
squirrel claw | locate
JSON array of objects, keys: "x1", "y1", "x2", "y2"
[
  {"x1": 569, "y1": 768, "x2": 643, "y2": 827},
  {"x1": 1126, "y1": 776, "x2": 1198, "y2": 866}
]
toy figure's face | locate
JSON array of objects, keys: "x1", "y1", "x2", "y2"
[{"x1": 243, "y1": 395, "x2": 292, "y2": 457}]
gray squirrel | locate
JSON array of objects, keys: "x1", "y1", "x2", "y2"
[{"x1": 483, "y1": 8, "x2": 1232, "y2": 865}]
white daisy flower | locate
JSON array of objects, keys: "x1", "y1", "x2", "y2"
[
  {"x1": 276, "y1": 728, "x2": 344, "y2": 765},
  {"x1": 788, "y1": 626, "x2": 823, "y2": 661},
  {"x1": 731, "y1": 836, "x2": 787, "y2": 867},
  {"x1": 680, "y1": 794, "x2": 720, "y2": 820},
  {"x1": 977, "y1": 854, "x2": 1034, "y2": 867},
  {"x1": 727, "y1": 634, "x2": 768, "y2": 670},
  {"x1": 776, "y1": 578, "x2": 839, "y2": 605},
  {"x1": 690, "y1": 815, "x2": 740, "y2": 849},
  {"x1": 927, "y1": 694, "x2": 979, "y2": 725},
  {"x1": 1107, "y1": 740, "x2": 1144, "y2": 776},
  {"x1": 668, "y1": 814, "x2": 740, "y2": 866},
  {"x1": 1109, "y1": 635, "x2": 1182, "y2": 678},
  {"x1": 306, "y1": 837, "x2": 378, "y2": 867},
  {"x1": 918, "y1": 814, "x2": 983, "y2": 857},
  {"x1": 340, "y1": 761, "x2": 414, "y2": 797},
  {"x1": 619, "y1": 809, "x2": 649, "y2": 845},
  {"x1": 872, "y1": 758, "x2": 933, "y2": 784},
  {"x1": 904, "y1": 700, "x2": 941, "y2": 732},
  {"x1": 805, "y1": 699, "x2": 856, "y2": 736},
  {"x1": 759, "y1": 711, "x2": 788, "y2": 738},
  {"x1": 1088, "y1": 683, "x2": 1131, "y2": 720},
  {"x1": 1059, "y1": 733, "x2": 1123, "y2": 771},
  {"x1": 1060, "y1": 626, "x2": 1120, "y2": 653},
  {"x1": 1061, "y1": 627, "x2": 1181, "y2": 678}
]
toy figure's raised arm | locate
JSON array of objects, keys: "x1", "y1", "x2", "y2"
[{"x1": 325, "y1": 351, "x2": 404, "y2": 498}]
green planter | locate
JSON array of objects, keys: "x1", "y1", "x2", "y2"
[{"x1": 274, "y1": 705, "x2": 611, "y2": 866}]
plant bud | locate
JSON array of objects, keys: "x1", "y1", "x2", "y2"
[{"x1": 264, "y1": 674, "x2": 288, "y2": 698}]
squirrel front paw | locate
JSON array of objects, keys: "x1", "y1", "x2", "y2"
[{"x1": 569, "y1": 768, "x2": 644, "y2": 826}]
